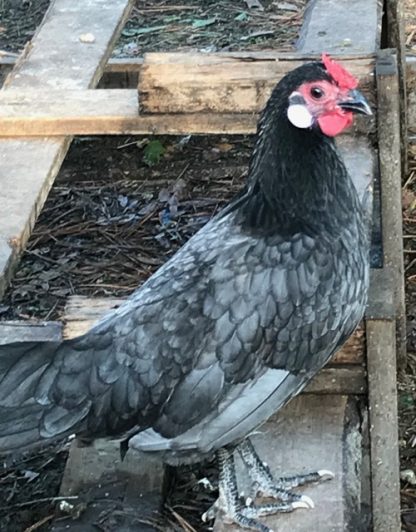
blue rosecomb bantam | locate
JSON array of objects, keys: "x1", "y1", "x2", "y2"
[{"x1": 0, "y1": 55, "x2": 372, "y2": 531}]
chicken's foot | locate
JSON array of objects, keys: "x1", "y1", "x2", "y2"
[
  {"x1": 237, "y1": 438, "x2": 334, "y2": 505},
  {"x1": 202, "y1": 446, "x2": 311, "y2": 532}
]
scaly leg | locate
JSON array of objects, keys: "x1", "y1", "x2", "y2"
[
  {"x1": 237, "y1": 438, "x2": 334, "y2": 505},
  {"x1": 202, "y1": 447, "x2": 312, "y2": 532}
]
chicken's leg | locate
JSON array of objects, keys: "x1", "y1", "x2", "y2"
[
  {"x1": 202, "y1": 446, "x2": 311, "y2": 532},
  {"x1": 237, "y1": 438, "x2": 334, "y2": 506}
]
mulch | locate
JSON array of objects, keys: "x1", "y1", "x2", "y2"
[
  {"x1": 399, "y1": 145, "x2": 416, "y2": 531},
  {"x1": 1, "y1": 135, "x2": 252, "y2": 321}
]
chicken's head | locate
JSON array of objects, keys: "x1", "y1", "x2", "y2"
[{"x1": 286, "y1": 54, "x2": 372, "y2": 137}]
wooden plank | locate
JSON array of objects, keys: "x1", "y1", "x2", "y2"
[
  {"x1": 0, "y1": 89, "x2": 375, "y2": 138},
  {"x1": 366, "y1": 319, "x2": 400, "y2": 532},
  {"x1": 385, "y1": 0, "x2": 408, "y2": 174},
  {"x1": 297, "y1": 0, "x2": 382, "y2": 54},
  {"x1": 215, "y1": 395, "x2": 370, "y2": 531},
  {"x1": 0, "y1": 321, "x2": 62, "y2": 344},
  {"x1": 304, "y1": 366, "x2": 366, "y2": 395},
  {"x1": 52, "y1": 439, "x2": 165, "y2": 532},
  {"x1": 376, "y1": 50, "x2": 406, "y2": 364},
  {"x1": 138, "y1": 53, "x2": 375, "y2": 120},
  {"x1": 0, "y1": 0, "x2": 134, "y2": 298},
  {"x1": 408, "y1": 56, "x2": 416, "y2": 132}
]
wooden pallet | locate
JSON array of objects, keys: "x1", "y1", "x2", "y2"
[{"x1": 0, "y1": 0, "x2": 405, "y2": 531}]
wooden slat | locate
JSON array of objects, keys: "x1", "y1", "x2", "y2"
[
  {"x1": 0, "y1": 0, "x2": 134, "y2": 298},
  {"x1": 52, "y1": 439, "x2": 165, "y2": 532},
  {"x1": 408, "y1": 56, "x2": 416, "y2": 132},
  {"x1": 297, "y1": 0, "x2": 382, "y2": 54},
  {"x1": 215, "y1": 395, "x2": 370, "y2": 531},
  {"x1": 385, "y1": 0, "x2": 408, "y2": 174},
  {"x1": 0, "y1": 321, "x2": 62, "y2": 344},
  {"x1": 304, "y1": 366, "x2": 366, "y2": 395},
  {"x1": 0, "y1": 89, "x2": 375, "y2": 138},
  {"x1": 376, "y1": 50, "x2": 406, "y2": 364},
  {"x1": 367, "y1": 320, "x2": 400, "y2": 532},
  {"x1": 138, "y1": 53, "x2": 375, "y2": 122}
]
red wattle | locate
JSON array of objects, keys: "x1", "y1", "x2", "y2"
[{"x1": 317, "y1": 112, "x2": 353, "y2": 137}]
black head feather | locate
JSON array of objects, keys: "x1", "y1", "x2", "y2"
[{"x1": 229, "y1": 61, "x2": 355, "y2": 237}]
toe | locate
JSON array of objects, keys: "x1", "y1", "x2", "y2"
[{"x1": 317, "y1": 469, "x2": 335, "y2": 481}]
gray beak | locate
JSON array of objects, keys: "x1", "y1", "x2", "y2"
[{"x1": 339, "y1": 89, "x2": 372, "y2": 116}]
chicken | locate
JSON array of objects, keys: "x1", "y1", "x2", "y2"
[{"x1": 0, "y1": 55, "x2": 372, "y2": 531}]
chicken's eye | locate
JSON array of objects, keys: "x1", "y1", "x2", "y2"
[{"x1": 310, "y1": 86, "x2": 324, "y2": 99}]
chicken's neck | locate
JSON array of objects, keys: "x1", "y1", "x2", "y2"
[{"x1": 235, "y1": 115, "x2": 356, "y2": 237}]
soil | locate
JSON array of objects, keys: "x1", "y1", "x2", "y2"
[
  {"x1": 115, "y1": 0, "x2": 306, "y2": 57},
  {"x1": 0, "y1": 0, "x2": 306, "y2": 56},
  {"x1": 0, "y1": 0, "x2": 51, "y2": 54},
  {"x1": 1, "y1": 135, "x2": 251, "y2": 322}
]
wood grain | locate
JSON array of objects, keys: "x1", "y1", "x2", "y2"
[
  {"x1": 366, "y1": 319, "x2": 400, "y2": 532},
  {"x1": 139, "y1": 53, "x2": 376, "y2": 119}
]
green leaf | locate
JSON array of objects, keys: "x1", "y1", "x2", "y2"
[
  {"x1": 399, "y1": 392, "x2": 415, "y2": 409},
  {"x1": 235, "y1": 12, "x2": 249, "y2": 21},
  {"x1": 143, "y1": 140, "x2": 166, "y2": 167},
  {"x1": 192, "y1": 17, "x2": 217, "y2": 28},
  {"x1": 122, "y1": 25, "x2": 166, "y2": 37},
  {"x1": 163, "y1": 15, "x2": 182, "y2": 23}
]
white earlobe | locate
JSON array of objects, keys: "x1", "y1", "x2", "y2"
[{"x1": 287, "y1": 104, "x2": 313, "y2": 129}]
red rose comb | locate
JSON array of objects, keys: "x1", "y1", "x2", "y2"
[{"x1": 322, "y1": 54, "x2": 358, "y2": 90}]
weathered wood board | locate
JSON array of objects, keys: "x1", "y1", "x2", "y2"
[
  {"x1": 51, "y1": 440, "x2": 165, "y2": 532},
  {"x1": 214, "y1": 395, "x2": 370, "y2": 532},
  {"x1": 0, "y1": 321, "x2": 61, "y2": 344},
  {"x1": 298, "y1": 0, "x2": 382, "y2": 54},
  {"x1": 0, "y1": 54, "x2": 376, "y2": 137},
  {"x1": 138, "y1": 53, "x2": 375, "y2": 119},
  {"x1": 408, "y1": 56, "x2": 416, "y2": 132},
  {"x1": 367, "y1": 319, "x2": 400, "y2": 532},
  {"x1": 0, "y1": 0, "x2": 134, "y2": 297}
]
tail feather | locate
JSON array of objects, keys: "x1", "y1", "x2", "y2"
[
  {"x1": 0, "y1": 341, "x2": 59, "y2": 406},
  {"x1": 0, "y1": 403, "x2": 55, "y2": 453},
  {"x1": 0, "y1": 341, "x2": 82, "y2": 455}
]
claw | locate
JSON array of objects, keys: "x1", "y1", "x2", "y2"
[
  {"x1": 298, "y1": 495, "x2": 315, "y2": 509},
  {"x1": 202, "y1": 501, "x2": 219, "y2": 522},
  {"x1": 317, "y1": 469, "x2": 335, "y2": 481}
]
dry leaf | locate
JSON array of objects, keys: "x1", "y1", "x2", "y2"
[
  {"x1": 216, "y1": 142, "x2": 234, "y2": 153},
  {"x1": 403, "y1": 189, "x2": 416, "y2": 213},
  {"x1": 244, "y1": 0, "x2": 264, "y2": 11},
  {"x1": 274, "y1": 1, "x2": 299, "y2": 11}
]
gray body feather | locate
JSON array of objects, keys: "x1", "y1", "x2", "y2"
[{"x1": 0, "y1": 62, "x2": 370, "y2": 463}]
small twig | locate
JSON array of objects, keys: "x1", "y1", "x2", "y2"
[
  {"x1": 403, "y1": 170, "x2": 416, "y2": 189},
  {"x1": 135, "y1": 5, "x2": 200, "y2": 13},
  {"x1": 167, "y1": 506, "x2": 198, "y2": 532},
  {"x1": 78, "y1": 283, "x2": 135, "y2": 291},
  {"x1": 0, "y1": 495, "x2": 78, "y2": 512},
  {"x1": 23, "y1": 514, "x2": 55, "y2": 532}
]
